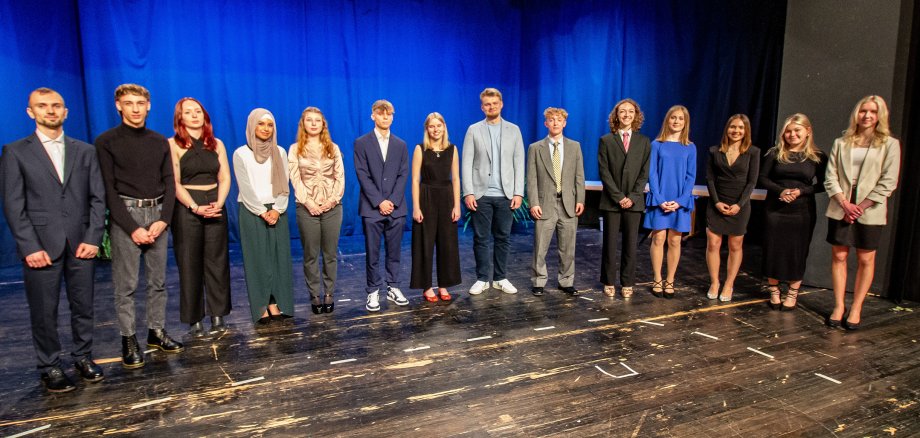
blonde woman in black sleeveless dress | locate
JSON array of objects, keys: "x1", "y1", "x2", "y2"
[{"x1": 410, "y1": 113, "x2": 461, "y2": 302}]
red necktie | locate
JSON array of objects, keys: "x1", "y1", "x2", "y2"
[{"x1": 622, "y1": 132, "x2": 630, "y2": 152}]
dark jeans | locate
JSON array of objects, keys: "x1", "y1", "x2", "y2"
[
  {"x1": 362, "y1": 215, "x2": 405, "y2": 294},
  {"x1": 470, "y1": 196, "x2": 514, "y2": 282},
  {"x1": 110, "y1": 203, "x2": 168, "y2": 336}
]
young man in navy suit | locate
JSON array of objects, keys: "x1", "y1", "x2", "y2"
[
  {"x1": 354, "y1": 100, "x2": 410, "y2": 312},
  {"x1": 1, "y1": 88, "x2": 106, "y2": 392}
]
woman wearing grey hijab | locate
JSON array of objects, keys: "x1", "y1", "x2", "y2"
[{"x1": 232, "y1": 109, "x2": 294, "y2": 325}]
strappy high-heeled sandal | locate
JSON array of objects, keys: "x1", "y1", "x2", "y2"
[
  {"x1": 766, "y1": 284, "x2": 782, "y2": 310},
  {"x1": 651, "y1": 280, "x2": 664, "y2": 298},
  {"x1": 781, "y1": 287, "x2": 799, "y2": 311},
  {"x1": 663, "y1": 281, "x2": 675, "y2": 299}
]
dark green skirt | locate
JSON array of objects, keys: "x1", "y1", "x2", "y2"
[{"x1": 238, "y1": 204, "x2": 294, "y2": 322}]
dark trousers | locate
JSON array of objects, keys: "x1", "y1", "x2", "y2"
[
  {"x1": 24, "y1": 241, "x2": 95, "y2": 371},
  {"x1": 172, "y1": 189, "x2": 232, "y2": 324},
  {"x1": 470, "y1": 196, "x2": 514, "y2": 282},
  {"x1": 600, "y1": 210, "x2": 642, "y2": 287},
  {"x1": 363, "y1": 215, "x2": 405, "y2": 293},
  {"x1": 296, "y1": 204, "x2": 343, "y2": 300}
]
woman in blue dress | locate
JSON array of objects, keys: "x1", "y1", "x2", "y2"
[{"x1": 644, "y1": 105, "x2": 697, "y2": 298}]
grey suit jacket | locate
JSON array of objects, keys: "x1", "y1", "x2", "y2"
[
  {"x1": 1, "y1": 133, "x2": 106, "y2": 259},
  {"x1": 461, "y1": 118, "x2": 525, "y2": 199},
  {"x1": 526, "y1": 136, "x2": 585, "y2": 218}
]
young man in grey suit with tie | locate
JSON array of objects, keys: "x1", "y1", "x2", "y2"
[
  {"x1": 1, "y1": 88, "x2": 106, "y2": 392},
  {"x1": 461, "y1": 87, "x2": 525, "y2": 295},
  {"x1": 354, "y1": 100, "x2": 410, "y2": 312},
  {"x1": 526, "y1": 107, "x2": 585, "y2": 296}
]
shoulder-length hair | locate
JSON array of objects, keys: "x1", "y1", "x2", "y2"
[
  {"x1": 843, "y1": 95, "x2": 891, "y2": 147},
  {"x1": 719, "y1": 114, "x2": 753, "y2": 155},
  {"x1": 172, "y1": 97, "x2": 217, "y2": 151},
  {"x1": 296, "y1": 106, "x2": 335, "y2": 159},
  {"x1": 773, "y1": 113, "x2": 822, "y2": 164},
  {"x1": 608, "y1": 98, "x2": 644, "y2": 133},
  {"x1": 655, "y1": 105, "x2": 691, "y2": 145},
  {"x1": 422, "y1": 112, "x2": 449, "y2": 151}
]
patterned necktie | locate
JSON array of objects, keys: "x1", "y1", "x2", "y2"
[
  {"x1": 552, "y1": 141, "x2": 562, "y2": 193},
  {"x1": 622, "y1": 132, "x2": 630, "y2": 153}
]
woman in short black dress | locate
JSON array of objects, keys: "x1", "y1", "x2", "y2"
[
  {"x1": 705, "y1": 114, "x2": 760, "y2": 302},
  {"x1": 825, "y1": 96, "x2": 901, "y2": 329},
  {"x1": 759, "y1": 113, "x2": 827, "y2": 311},
  {"x1": 410, "y1": 112, "x2": 461, "y2": 301}
]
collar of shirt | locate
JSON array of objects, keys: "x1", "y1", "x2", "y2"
[
  {"x1": 374, "y1": 128, "x2": 390, "y2": 144},
  {"x1": 618, "y1": 129, "x2": 632, "y2": 138},
  {"x1": 36, "y1": 129, "x2": 64, "y2": 145},
  {"x1": 548, "y1": 135, "x2": 564, "y2": 147}
]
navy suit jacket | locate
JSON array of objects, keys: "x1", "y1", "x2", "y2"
[
  {"x1": 1, "y1": 133, "x2": 106, "y2": 259},
  {"x1": 353, "y1": 131, "x2": 409, "y2": 220}
]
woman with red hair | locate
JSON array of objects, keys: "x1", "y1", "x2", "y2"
[{"x1": 168, "y1": 97, "x2": 232, "y2": 337}]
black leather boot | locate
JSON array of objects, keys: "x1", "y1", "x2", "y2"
[
  {"x1": 122, "y1": 335, "x2": 145, "y2": 369},
  {"x1": 147, "y1": 329, "x2": 185, "y2": 353},
  {"x1": 210, "y1": 316, "x2": 228, "y2": 334},
  {"x1": 188, "y1": 321, "x2": 207, "y2": 338}
]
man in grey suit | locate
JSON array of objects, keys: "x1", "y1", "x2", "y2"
[
  {"x1": 461, "y1": 87, "x2": 525, "y2": 295},
  {"x1": 1, "y1": 88, "x2": 106, "y2": 392},
  {"x1": 526, "y1": 107, "x2": 585, "y2": 296}
]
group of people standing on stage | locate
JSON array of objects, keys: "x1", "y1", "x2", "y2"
[{"x1": 1, "y1": 83, "x2": 901, "y2": 394}]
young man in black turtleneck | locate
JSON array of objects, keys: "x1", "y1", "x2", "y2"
[{"x1": 95, "y1": 83, "x2": 183, "y2": 369}]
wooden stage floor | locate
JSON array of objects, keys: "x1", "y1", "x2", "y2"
[{"x1": 0, "y1": 228, "x2": 918, "y2": 437}]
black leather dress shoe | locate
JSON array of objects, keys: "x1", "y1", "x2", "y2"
[
  {"x1": 147, "y1": 329, "x2": 185, "y2": 353},
  {"x1": 210, "y1": 316, "x2": 228, "y2": 334},
  {"x1": 272, "y1": 313, "x2": 294, "y2": 324},
  {"x1": 188, "y1": 321, "x2": 207, "y2": 338},
  {"x1": 531, "y1": 286, "x2": 544, "y2": 296},
  {"x1": 41, "y1": 367, "x2": 76, "y2": 393},
  {"x1": 256, "y1": 316, "x2": 273, "y2": 326},
  {"x1": 122, "y1": 335, "x2": 145, "y2": 369},
  {"x1": 560, "y1": 286, "x2": 579, "y2": 296},
  {"x1": 74, "y1": 357, "x2": 104, "y2": 382}
]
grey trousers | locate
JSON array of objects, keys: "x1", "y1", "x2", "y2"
[
  {"x1": 110, "y1": 204, "x2": 168, "y2": 336},
  {"x1": 531, "y1": 198, "x2": 578, "y2": 288},
  {"x1": 295, "y1": 203, "x2": 343, "y2": 300}
]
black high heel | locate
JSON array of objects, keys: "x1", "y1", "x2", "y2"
[
  {"x1": 663, "y1": 281, "x2": 675, "y2": 299},
  {"x1": 322, "y1": 294, "x2": 335, "y2": 314},
  {"x1": 766, "y1": 285, "x2": 782, "y2": 310},
  {"x1": 311, "y1": 296, "x2": 323, "y2": 315},
  {"x1": 781, "y1": 287, "x2": 799, "y2": 311}
]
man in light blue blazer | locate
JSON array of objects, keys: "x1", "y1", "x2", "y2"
[
  {"x1": 354, "y1": 100, "x2": 410, "y2": 312},
  {"x1": 461, "y1": 88, "x2": 525, "y2": 295}
]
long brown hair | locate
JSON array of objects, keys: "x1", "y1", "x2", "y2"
[
  {"x1": 719, "y1": 114, "x2": 753, "y2": 155},
  {"x1": 172, "y1": 97, "x2": 217, "y2": 151},
  {"x1": 295, "y1": 106, "x2": 335, "y2": 159},
  {"x1": 608, "y1": 98, "x2": 644, "y2": 133},
  {"x1": 654, "y1": 105, "x2": 691, "y2": 145}
]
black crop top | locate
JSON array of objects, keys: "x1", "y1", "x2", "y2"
[{"x1": 179, "y1": 138, "x2": 220, "y2": 185}]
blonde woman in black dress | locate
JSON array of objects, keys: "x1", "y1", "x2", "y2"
[
  {"x1": 705, "y1": 114, "x2": 760, "y2": 302},
  {"x1": 759, "y1": 113, "x2": 826, "y2": 310},
  {"x1": 825, "y1": 96, "x2": 901, "y2": 329},
  {"x1": 410, "y1": 113, "x2": 461, "y2": 301}
]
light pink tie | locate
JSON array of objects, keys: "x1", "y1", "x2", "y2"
[{"x1": 622, "y1": 132, "x2": 630, "y2": 153}]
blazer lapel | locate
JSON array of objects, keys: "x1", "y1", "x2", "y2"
[
  {"x1": 479, "y1": 122, "x2": 492, "y2": 162},
  {"x1": 540, "y1": 138, "x2": 556, "y2": 186},
  {"x1": 62, "y1": 136, "x2": 78, "y2": 187},
  {"x1": 25, "y1": 134, "x2": 63, "y2": 185},
  {"x1": 561, "y1": 137, "x2": 575, "y2": 189},
  {"x1": 838, "y1": 143, "x2": 853, "y2": 186}
]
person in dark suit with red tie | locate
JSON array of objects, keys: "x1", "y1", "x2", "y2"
[
  {"x1": 354, "y1": 100, "x2": 410, "y2": 312},
  {"x1": 597, "y1": 98, "x2": 651, "y2": 299},
  {"x1": 0, "y1": 88, "x2": 107, "y2": 392}
]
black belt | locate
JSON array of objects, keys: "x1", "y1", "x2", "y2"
[{"x1": 121, "y1": 195, "x2": 164, "y2": 207}]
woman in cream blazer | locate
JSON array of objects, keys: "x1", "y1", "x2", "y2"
[{"x1": 824, "y1": 95, "x2": 901, "y2": 330}]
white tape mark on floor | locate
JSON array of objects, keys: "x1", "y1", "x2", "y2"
[
  {"x1": 130, "y1": 397, "x2": 174, "y2": 409},
  {"x1": 639, "y1": 320, "x2": 664, "y2": 326},
  {"x1": 579, "y1": 296, "x2": 595, "y2": 301},
  {"x1": 595, "y1": 362, "x2": 639, "y2": 379},
  {"x1": 747, "y1": 347, "x2": 774, "y2": 359},
  {"x1": 588, "y1": 317, "x2": 610, "y2": 322},
  {"x1": 330, "y1": 358, "x2": 357, "y2": 365},
  {"x1": 404, "y1": 346, "x2": 431, "y2": 352},
  {"x1": 338, "y1": 298, "x2": 352, "y2": 302},
  {"x1": 466, "y1": 336, "x2": 492, "y2": 342},
  {"x1": 6, "y1": 424, "x2": 50, "y2": 438},
  {"x1": 231, "y1": 376, "x2": 265, "y2": 386},
  {"x1": 815, "y1": 373, "x2": 842, "y2": 384},
  {"x1": 534, "y1": 326, "x2": 555, "y2": 331},
  {"x1": 692, "y1": 331, "x2": 719, "y2": 340}
]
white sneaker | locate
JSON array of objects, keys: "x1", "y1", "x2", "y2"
[
  {"x1": 366, "y1": 290, "x2": 381, "y2": 312},
  {"x1": 494, "y1": 279, "x2": 518, "y2": 294},
  {"x1": 469, "y1": 280, "x2": 490, "y2": 295},
  {"x1": 386, "y1": 286, "x2": 409, "y2": 306}
]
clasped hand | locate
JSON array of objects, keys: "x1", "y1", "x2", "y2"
[{"x1": 659, "y1": 201, "x2": 680, "y2": 213}]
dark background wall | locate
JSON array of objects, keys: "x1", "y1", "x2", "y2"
[
  {"x1": 0, "y1": 0, "x2": 787, "y2": 267},
  {"x1": 776, "y1": 0, "x2": 915, "y2": 295}
]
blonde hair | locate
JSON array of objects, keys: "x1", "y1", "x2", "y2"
[
  {"x1": 480, "y1": 88, "x2": 503, "y2": 102},
  {"x1": 295, "y1": 106, "x2": 335, "y2": 159},
  {"x1": 422, "y1": 112, "x2": 449, "y2": 151},
  {"x1": 655, "y1": 105, "x2": 691, "y2": 145},
  {"x1": 543, "y1": 107, "x2": 568, "y2": 120},
  {"x1": 719, "y1": 114, "x2": 753, "y2": 155},
  {"x1": 843, "y1": 95, "x2": 891, "y2": 147},
  {"x1": 372, "y1": 100, "x2": 394, "y2": 114},
  {"x1": 114, "y1": 83, "x2": 150, "y2": 101},
  {"x1": 773, "y1": 113, "x2": 822, "y2": 164},
  {"x1": 608, "y1": 98, "x2": 644, "y2": 133}
]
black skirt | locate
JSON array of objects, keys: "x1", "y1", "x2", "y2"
[{"x1": 826, "y1": 218, "x2": 884, "y2": 250}]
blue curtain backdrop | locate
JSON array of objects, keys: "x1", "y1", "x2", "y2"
[{"x1": 0, "y1": 0, "x2": 786, "y2": 267}]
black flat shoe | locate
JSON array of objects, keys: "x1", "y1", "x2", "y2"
[
  {"x1": 560, "y1": 286, "x2": 579, "y2": 296},
  {"x1": 531, "y1": 286, "x2": 544, "y2": 296},
  {"x1": 272, "y1": 313, "x2": 294, "y2": 324},
  {"x1": 74, "y1": 357, "x2": 104, "y2": 382},
  {"x1": 210, "y1": 316, "x2": 228, "y2": 334},
  {"x1": 41, "y1": 367, "x2": 76, "y2": 393},
  {"x1": 256, "y1": 316, "x2": 273, "y2": 326},
  {"x1": 188, "y1": 321, "x2": 207, "y2": 338}
]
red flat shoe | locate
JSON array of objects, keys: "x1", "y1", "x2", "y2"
[
  {"x1": 438, "y1": 289, "x2": 452, "y2": 301},
  {"x1": 423, "y1": 289, "x2": 438, "y2": 302}
]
